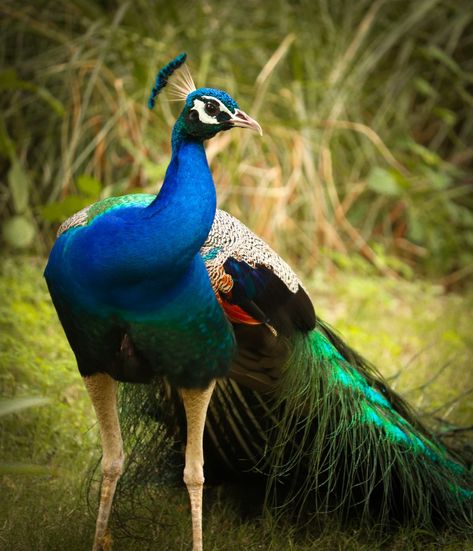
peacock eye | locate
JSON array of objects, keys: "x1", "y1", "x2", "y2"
[{"x1": 204, "y1": 101, "x2": 220, "y2": 117}]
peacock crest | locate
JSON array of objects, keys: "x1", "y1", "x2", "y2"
[{"x1": 148, "y1": 52, "x2": 196, "y2": 108}]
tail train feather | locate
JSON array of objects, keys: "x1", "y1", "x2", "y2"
[
  {"x1": 114, "y1": 321, "x2": 473, "y2": 532},
  {"x1": 259, "y1": 324, "x2": 472, "y2": 528}
]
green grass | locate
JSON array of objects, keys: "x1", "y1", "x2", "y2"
[
  {"x1": 3, "y1": 476, "x2": 472, "y2": 550},
  {"x1": 1, "y1": 256, "x2": 472, "y2": 549}
]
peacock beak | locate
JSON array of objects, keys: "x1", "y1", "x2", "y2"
[{"x1": 229, "y1": 109, "x2": 263, "y2": 136}]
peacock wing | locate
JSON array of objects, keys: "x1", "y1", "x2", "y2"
[
  {"x1": 202, "y1": 209, "x2": 315, "y2": 336},
  {"x1": 201, "y1": 209, "x2": 316, "y2": 393}
]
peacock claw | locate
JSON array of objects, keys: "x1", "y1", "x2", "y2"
[
  {"x1": 102, "y1": 529, "x2": 113, "y2": 551},
  {"x1": 94, "y1": 529, "x2": 112, "y2": 551}
]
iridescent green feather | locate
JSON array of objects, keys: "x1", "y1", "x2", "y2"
[
  {"x1": 263, "y1": 326, "x2": 472, "y2": 528},
  {"x1": 57, "y1": 194, "x2": 155, "y2": 236},
  {"x1": 86, "y1": 194, "x2": 155, "y2": 221}
]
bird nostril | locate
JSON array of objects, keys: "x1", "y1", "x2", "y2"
[{"x1": 235, "y1": 111, "x2": 247, "y2": 120}]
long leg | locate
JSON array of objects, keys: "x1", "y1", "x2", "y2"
[
  {"x1": 84, "y1": 373, "x2": 124, "y2": 551},
  {"x1": 180, "y1": 380, "x2": 216, "y2": 551}
]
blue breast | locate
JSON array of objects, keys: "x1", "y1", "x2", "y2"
[{"x1": 45, "y1": 137, "x2": 236, "y2": 388}]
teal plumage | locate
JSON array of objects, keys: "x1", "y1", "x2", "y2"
[{"x1": 45, "y1": 55, "x2": 472, "y2": 550}]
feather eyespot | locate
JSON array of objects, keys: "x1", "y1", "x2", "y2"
[{"x1": 204, "y1": 101, "x2": 220, "y2": 117}]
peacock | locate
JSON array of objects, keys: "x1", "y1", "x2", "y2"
[{"x1": 45, "y1": 54, "x2": 472, "y2": 551}]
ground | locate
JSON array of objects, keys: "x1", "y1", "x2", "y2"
[{"x1": 0, "y1": 256, "x2": 472, "y2": 550}]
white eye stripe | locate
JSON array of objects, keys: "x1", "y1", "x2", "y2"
[
  {"x1": 201, "y1": 96, "x2": 234, "y2": 117},
  {"x1": 190, "y1": 97, "x2": 234, "y2": 125},
  {"x1": 191, "y1": 100, "x2": 218, "y2": 125}
]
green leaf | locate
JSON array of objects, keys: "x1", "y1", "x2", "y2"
[
  {"x1": 414, "y1": 77, "x2": 436, "y2": 98},
  {"x1": 0, "y1": 114, "x2": 15, "y2": 158},
  {"x1": 406, "y1": 141, "x2": 443, "y2": 167},
  {"x1": 35, "y1": 87, "x2": 65, "y2": 116},
  {"x1": 367, "y1": 167, "x2": 403, "y2": 197},
  {"x1": 421, "y1": 168, "x2": 451, "y2": 190},
  {"x1": 0, "y1": 68, "x2": 25, "y2": 90},
  {"x1": 8, "y1": 159, "x2": 30, "y2": 213},
  {"x1": 76, "y1": 174, "x2": 102, "y2": 197},
  {"x1": 41, "y1": 202, "x2": 65, "y2": 222},
  {"x1": 433, "y1": 107, "x2": 457, "y2": 126},
  {"x1": 41, "y1": 195, "x2": 91, "y2": 223},
  {"x1": 422, "y1": 46, "x2": 462, "y2": 77},
  {"x1": 2, "y1": 215, "x2": 35, "y2": 249}
]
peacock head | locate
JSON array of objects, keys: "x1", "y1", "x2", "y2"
[{"x1": 148, "y1": 53, "x2": 262, "y2": 141}]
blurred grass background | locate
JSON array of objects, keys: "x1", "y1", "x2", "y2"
[
  {"x1": 1, "y1": 0, "x2": 472, "y2": 279},
  {"x1": 1, "y1": 0, "x2": 472, "y2": 549}
]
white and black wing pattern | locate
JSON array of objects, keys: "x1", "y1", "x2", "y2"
[
  {"x1": 202, "y1": 209, "x2": 302, "y2": 293},
  {"x1": 201, "y1": 209, "x2": 316, "y2": 338}
]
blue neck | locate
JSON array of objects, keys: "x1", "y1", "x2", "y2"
[
  {"x1": 47, "y1": 123, "x2": 218, "y2": 315},
  {"x1": 146, "y1": 127, "x2": 216, "y2": 272}
]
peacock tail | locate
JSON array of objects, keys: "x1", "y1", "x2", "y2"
[{"x1": 262, "y1": 326, "x2": 472, "y2": 527}]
